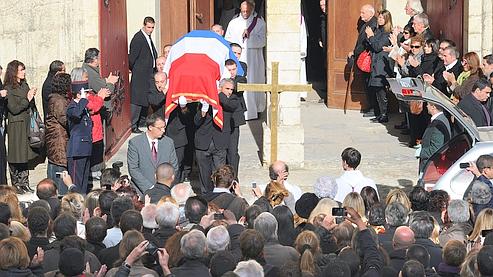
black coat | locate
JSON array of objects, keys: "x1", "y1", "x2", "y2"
[
  {"x1": 194, "y1": 93, "x2": 239, "y2": 150},
  {"x1": 420, "y1": 28, "x2": 435, "y2": 41},
  {"x1": 171, "y1": 259, "x2": 211, "y2": 277},
  {"x1": 129, "y1": 30, "x2": 157, "y2": 106},
  {"x1": 367, "y1": 27, "x2": 394, "y2": 87},
  {"x1": 144, "y1": 182, "x2": 171, "y2": 204},
  {"x1": 152, "y1": 227, "x2": 177, "y2": 248},
  {"x1": 42, "y1": 73, "x2": 54, "y2": 120},
  {"x1": 432, "y1": 61, "x2": 463, "y2": 96},
  {"x1": 232, "y1": 75, "x2": 247, "y2": 127},
  {"x1": 98, "y1": 242, "x2": 120, "y2": 269},
  {"x1": 410, "y1": 53, "x2": 441, "y2": 77},
  {"x1": 353, "y1": 17, "x2": 378, "y2": 58},
  {"x1": 458, "y1": 93, "x2": 493, "y2": 127},
  {"x1": 415, "y1": 238, "x2": 443, "y2": 270}
]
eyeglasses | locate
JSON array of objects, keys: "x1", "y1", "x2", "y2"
[
  {"x1": 403, "y1": 31, "x2": 410, "y2": 35},
  {"x1": 410, "y1": 45, "x2": 421, "y2": 49},
  {"x1": 152, "y1": 125, "x2": 166, "y2": 131}
]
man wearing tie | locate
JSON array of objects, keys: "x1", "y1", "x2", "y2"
[
  {"x1": 127, "y1": 114, "x2": 178, "y2": 195},
  {"x1": 129, "y1": 16, "x2": 158, "y2": 133}
]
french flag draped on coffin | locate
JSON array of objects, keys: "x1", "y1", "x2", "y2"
[{"x1": 163, "y1": 30, "x2": 244, "y2": 129}]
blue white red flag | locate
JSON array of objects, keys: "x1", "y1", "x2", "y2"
[{"x1": 164, "y1": 30, "x2": 244, "y2": 128}]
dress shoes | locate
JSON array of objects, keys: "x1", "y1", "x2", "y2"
[
  {"x1": 131, "y1": 128, "x2": 143, "y2": 134},
  {"x1": 378, "y1": 115, "x2": 389, "y2": 123},
  {"x1": 363, "y1": 110, "x2": 375, "y2": 117},
  {"x1": 370, "y1": 116, "x2": 381, "y2": 123}
]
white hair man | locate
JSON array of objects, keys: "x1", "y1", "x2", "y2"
[
  {"x1": 438, "y1": 199, "x2": 472, "y2": 247},
  {"x1": 207, "y1": 225, "x2": 231, "y2": 255},
  {"x1": 140, "y1": 203, "x2": 159, "y2": 234},
  {"x1": 171, "y1": 182, "x2": 194, "y2": 227},
  {"x1": 234, "y1": 260, "x2": 264, "y2": 277},
  {"x1": 254, "y1": 212, "x2": 299, "y2": 268},
  {"x1": 152, "y1": 202, "x2": 179, "y2": 247},
  {"x1": 412, "y1": 13, "x2": 434, "y2": 41},
  {"x1": 171, "y1": 229, "x2": 210, "y2": 276}
]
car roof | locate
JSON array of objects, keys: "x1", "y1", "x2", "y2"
[{"x1": 388, "y1": 77, "x2": 483, "y2": 142}]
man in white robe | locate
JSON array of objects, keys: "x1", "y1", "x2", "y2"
[{"x1": 225, "y1": 0, "x2": 266, "y2": 120}]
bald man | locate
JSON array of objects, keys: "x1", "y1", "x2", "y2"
[
  {"x1": 389, "y1": 226, "x2": 415, "y2": 272},
  {"x1": 263, "y1": 160, "x2": 303, "y2": 212},
  {"x1": 348, "y1": 4, "x2": 378, "y2": 117},
  {"x1": 144, "y1": 162, "x2": 175, "y2": 203},
  {"x1": 156, "y1": 56, "x2": 166, "y2": 73},
  {"x1": 148, "y1": 71, "x2": 188, "y2": 183}
]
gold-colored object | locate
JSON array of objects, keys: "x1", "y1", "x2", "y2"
[{"x1": 237, "y1": 62, "x2": 313, "y2": 163}]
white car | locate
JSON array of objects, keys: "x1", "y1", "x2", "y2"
[{"x1": 388, "y1": 77, "x2": 493, "y2": 200}]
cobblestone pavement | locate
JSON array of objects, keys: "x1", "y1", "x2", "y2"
[{"x1": 19, "y1": 98, "x2": 418, "y2": 203}]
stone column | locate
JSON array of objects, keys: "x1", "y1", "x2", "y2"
[
  {"x1": 466, "y1": 0, "x2": 493, "y2": 56},
  {"x1": 263, "y1": 0, "x2": 305, "y2": 167}
]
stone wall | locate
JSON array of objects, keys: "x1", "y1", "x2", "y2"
[
  {"x1": 466, "y1": 0, "x2": 493, "y2": 56},
  {"x1": 126, "y1": 0, "x2": 161, "y2": 53},
  {"x1": 0, "y1": 0, "x2": 99, "y2": 112},
  {"x1": 264, "y1": 0, "x2": 305, "y2": 167}
]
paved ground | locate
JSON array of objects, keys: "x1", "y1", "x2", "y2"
[{"x1": 19, "y1": 96, "x2": 419, "y2": 203}]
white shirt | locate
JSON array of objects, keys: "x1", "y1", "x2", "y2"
[
  {"x1": 431, "y1": 112, "x2": 444, "y2": 122},
  {"x1": 141, "y1": 29, "x2": 156, "y2": 68},
  {"x1": 333, "y1": 170, "x2": 379, "y2": 203},
  {"x1": 213, "y1": 187, "x2": 231, "y2": 194},
  {"x1": 146, "y1": 133, "x2": 158, "y2": 153},
  {"x1": 103, "y1": 227, "x2": 122, "y2": 248},
  {"x1": 445, "y1": 60, "x2": 458, "y2": 71}
]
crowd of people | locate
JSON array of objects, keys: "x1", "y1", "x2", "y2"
[
  {"x1": 3, "y1": 0, "x2": 493, "y2": 276},
  {"x1": 1, "y1": 148, "x2": 493, "y2": 276},
  {"x1": 350, "y1": 0, "x2": 493, "y2": 177}
]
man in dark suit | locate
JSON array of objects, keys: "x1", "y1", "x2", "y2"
[
  {"x1": 424, "y1": 46, "x2": 463, "y2": 97},
  {"x1": 144, "y1": 163, "x2": 175, "y2": 204},
  {"x1": 419, "y1": 103, "x2": 451, "y2": 174},
  {"x1": 412, "y1": 13, "x2": 434, "y2": 41},
  {"x1": 129, "y1": 16, "x2": 158, "y2": 133},
  {"x1": 230, "y1": 43, "x2": 247, "y2": 77},
  {"x1": 195, "y1": 79, "x2": 239, "y2": 193},
  {"x1": 348, "y1": 4, "x2": 378, "y2": 117},
  {"x1": 148, "y1": 71, "x2": 188, "y2": 182},
  {"x1": 225, "y1": 59, "x2": 247, "y2": 177},
  {"x1": 127, "y1": 114, "x2": 178, "y2": 195},
  {"x1": 458, "y1": 78, "x2": 493, "y2": 127}
]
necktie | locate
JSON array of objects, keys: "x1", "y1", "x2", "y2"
[
  {"x1": 149, "y1": 35, "x2": 156, "y2": 67},
  {"x1": 151, "y1": 141, "x2": 157, "y2": 163}
]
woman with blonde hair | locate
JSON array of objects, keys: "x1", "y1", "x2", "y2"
[
  {"x1": 308, "y1": 198, "x2": 338, "y2": 224},
  {"x1": 385, "y1": 188, "x2": 412, "y2": 211},
  {"x1": 105, "y1": 230, "x2": 159, "y2": 276},
  {"x1": 0, "y1": 189, "x2": 26, "y2": 223},
  {"x1": 294, "y1": 231, "x2": 322, "y2": 276},
  {"x1": 468, "y1": 208, "x2": 493, "y2": 245},
  {"x1": 0, "y1": 237, "x2": 44, "y2": 275},
  {"x1": 61, "y1": 192, "x2": 86, "y2": 238},
  {"x1": 343, "y1": 192, "x2": 366, "y2": 222},
  {"x1": 10, "y1": 220, "x2": 31, "y2": 242}
]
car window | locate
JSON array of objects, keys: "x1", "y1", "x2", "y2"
[{"x1": 421, "y1": 133, "x2": 472, "y2": 185}]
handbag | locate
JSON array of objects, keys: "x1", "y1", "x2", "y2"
[
  {"x1": 28, "y1": 105, "x2": 45, "y2": 149},
  {"x1": 356, "y1": 50, "x2": 372, "y2": 73}
]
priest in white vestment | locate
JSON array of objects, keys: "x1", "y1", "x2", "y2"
[{"x1": 225, "y1": 1, "x2": 266, "y2": 120}]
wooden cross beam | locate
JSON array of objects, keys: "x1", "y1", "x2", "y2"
[{"x1": 237, "y1": 62, "x2": 313, "y2": 164}]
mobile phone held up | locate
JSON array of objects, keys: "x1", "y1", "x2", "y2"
[
  {"x1": 332, "y1": 207, "x2": 347, "y2": 217},
  {"x1": 459, "y1": 162, "x2": 469, "y2": 169},
  {"x1": 214, "y1": 213, "x2": 225, "y2": 220}
]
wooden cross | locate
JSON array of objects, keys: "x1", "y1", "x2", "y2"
[{"x1": 237, "y1": 62, "x2": 313, "y2": 163}]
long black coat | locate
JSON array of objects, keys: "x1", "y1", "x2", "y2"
[
  {"x1": 458, "y1": 93, "x2": 493, "y2": 127},
  {"x1": 129, "y1": 30, "x2": 157, "y2": 106},
  {"x1": 366, "y1": 27, "x2": 394, "y2": 87},
  {"x1": 353, "y1": 17, "x2": 378, "y2": 59},
  {"x1": 432, "y1": 61, "x2": 463, "y2": 96}
]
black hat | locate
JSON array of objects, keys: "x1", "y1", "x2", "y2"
[
  {"x1": 210, "y1": 251, "x2": 237, "y2": 277},
  {"x1": 58, "y1": 248, "x2": 85, "y2": 277},
  {"x1": 295, "y1": 193, "x2": 320, "y2": 219}
]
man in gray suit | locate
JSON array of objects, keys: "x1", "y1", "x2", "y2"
[
  {"x1": 419, "y1": 103, "x2": 451, "y2": 174},
  {"x1": 127, "y1": 114, "x2": 179, "y2": 194}
]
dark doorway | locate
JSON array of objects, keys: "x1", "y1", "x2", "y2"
[{"x1": 301, "y1": 0, "x2": 326, "y2": 101}]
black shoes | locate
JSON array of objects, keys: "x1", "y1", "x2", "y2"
[
  {"x1": 131, "y1": 128, "x2": 143, "y2": 134},
  {"x1": 363, "y1": 110, "x2": 375, "y2": 117},
  {"x1": 370, "y1": 115, "x2": 389, "y2": 123}
]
